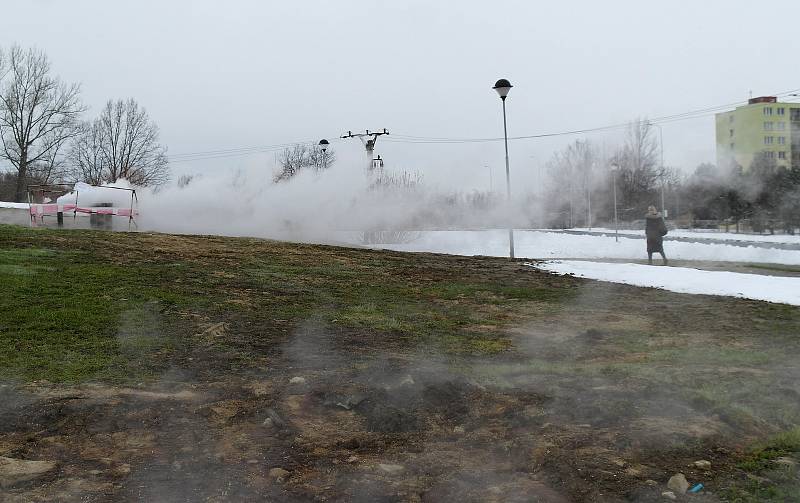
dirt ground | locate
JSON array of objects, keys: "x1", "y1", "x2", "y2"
[
  {"x1": 1, "y1": 228, "x2": 799, "y2": 502},
  {"x1": 0, "y1": 346, "x2": 726, "y2": 503}
]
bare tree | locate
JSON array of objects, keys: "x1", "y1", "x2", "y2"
[
  {"x1": 26, "y1": 127, "x2": 72, "y2": 185},
  {"x1": 273, "y1": 143, "x2": 335, "y2": 182},
  {"x1": 544, "y1": 139, "x2": 599, "y2": 227},
  {"x1": 0, "y1": 45, "x2": 83, "y2": 201},
  {"x1": 69, "y1": 99, "x2": 169, "y2": 187},
  {"x1": 69, "y1": 120, "x2": 106, "y2": 185},
  {"x1": 370, "y1": 169, "x2": 423, "y2": 192},
  {"x1": 611, "y1": 119, "x2": 660, "y2": 212}
]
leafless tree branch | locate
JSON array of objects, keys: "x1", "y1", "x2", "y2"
[
  {"x1": 68, "y1": 98, "x2": 170, "y2": 187},
  {"x1": 0, "y1": 45, "x2": 84, "y2": 201}
]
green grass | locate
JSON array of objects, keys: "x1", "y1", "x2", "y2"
[
  {"x1": 0, "y1": 245, "x2": 194, "y2": 382},
  {"x1": 0, "y1": 225, "x2": 577, "y2": 381},
  {"x1": 721, "y1": 428, "x2": 800, "y2": 502}
]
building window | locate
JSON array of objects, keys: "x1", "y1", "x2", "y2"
[
  {"x1": 764, "y1": 136, "x2": 774, "y2": 145},
  {"x1": 791, "y1": 109, "x2": 800, "y2": 121},
  {"x1": 765, "y1": 151, "x2": 775, "y2": 159},
  {"x1": 764, "y1": 107, "x2": 773, "y2": 116},
  {"x1": 730, "y1": 129, "x2": 734, "y2": 137},
  {"x1": 764, "y1": 122, "x2": 774, "y2": 130},
  {"x1": 778, "y1": 151, "x2": 786, "y2": 160},
  {"x1": 729, "y1": 115, "x2": 735, "y2": 123},
  {"x1": 777, "y1": 107, "x2": 785, "y2": 115},
  {"x1": 730, "y1": 143, "x2": 734, "y2": 150},
  {"x1": 778, "y1": 136, "x2": 786, "y2": 145},
  {"x1": 777, "y1": 122, "x2": 786, "y2": 130}
]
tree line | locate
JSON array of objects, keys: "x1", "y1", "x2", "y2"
[
  {"x1": 540, "y1": 120, "x2": 800, "y2": 232},
  {"x1": 0, "y1": 45, "x2": 168, "y2": 202}
]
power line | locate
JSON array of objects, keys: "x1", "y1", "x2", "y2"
[
  {"x1": 384, "y1": 88, "x2": 800, "y2": 144},
  {"x1": 166, "y1": 88, "x2": 800, "y2": 161}
]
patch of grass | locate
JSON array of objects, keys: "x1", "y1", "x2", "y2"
[
  {"x1": 748, "y1": 263, "x2": 800, "y2": 274},
  {"x1": 720, "y1": 427, "x2": 800, "y2": 502},
  {"x1": 0, "y1": 243, "x2": 194, "y2": 382},
  {"x1": 0, "y1": 225, "x2": 583, "y2": 382}
]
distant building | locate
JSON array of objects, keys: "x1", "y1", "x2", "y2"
[{"x1": 715, "y1": 96, "x2": 800, "y2": 171}]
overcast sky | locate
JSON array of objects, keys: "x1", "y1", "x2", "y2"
[{"x1": 2, "y1": 0, "x2": 799, "y2": 190}]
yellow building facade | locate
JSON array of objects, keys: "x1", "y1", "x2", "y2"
[{"x1": 715, "y1": 96, "x2": 800, "y2": 171}]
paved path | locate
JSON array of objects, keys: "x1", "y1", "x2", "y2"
[{"x1": 548, "y1": 229, "x2": 800, "y2": 251}]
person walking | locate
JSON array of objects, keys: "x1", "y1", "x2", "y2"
[{"x1": 645, "y1": 205, "x2": 668, "y2": 265}]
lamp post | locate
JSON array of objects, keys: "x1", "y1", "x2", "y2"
[
  {"x1": 493, "y1": 78, "x2": 514, "y2": 259},
  {"x1": 318, "y1": 139, "x2": 329, "y2": 170},
  {"x1": 647, "y1": 121, "x2": 666, "y2": 217},
  {"x1": 610, "y1": 163, "x2": 619, "y2": 243}
]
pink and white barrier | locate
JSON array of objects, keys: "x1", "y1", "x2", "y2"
[{"x1": 29, "y1": 204, "x2": 138, "y2": 217}]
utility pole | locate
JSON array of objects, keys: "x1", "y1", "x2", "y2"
[
  {"x1": 341, "y1": 129, "x2": 389, "y2": 172},
  {"x1": 611, "y1": 163, "x2": 619, "y2": 243}
]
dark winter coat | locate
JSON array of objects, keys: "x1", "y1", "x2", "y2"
[{"x1": 645, "y1": 213, "x2": 667, "y2": 253}]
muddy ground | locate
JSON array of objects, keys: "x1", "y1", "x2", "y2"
[{"x1": 1, "y1": 227, "x2": 799, "y2": 502}]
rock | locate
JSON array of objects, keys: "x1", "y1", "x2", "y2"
[
  {"x1": 693, "y1": 460, "x2": 712, "y2": 469},
  {"x1": 346, "y1": 455, "x2": 359, "y2": 463},
  {"x1": 0, "y1": 457, "x2": 57, "y2": 488},
  {"x1": 289, "y1": 377, "x2": 306, "y2": 385},
  {"x1": 378, "y1": 463, "x2": 405, "y2": 475},
  {"x1": 453, "y1": 426, "x2": 465, "y2": 435},
  {"x1": 268, "y1": 467, "x2": 290, "y2": 481},
  {"x1": 667, "y1": 473, "x2": 689, "y2": 494},
  {"x1": 661, "y1": 491, "x2": 677, "y2": 500},
  {"x1": 644, "y1": 479, "x2": 659, "y2": 486},
  {"x1": 774, "y1": 456, "x2": 797, "y2": 467},
  {"x1": 262, "y1": 418, "x2": 274, "y2": 428}
]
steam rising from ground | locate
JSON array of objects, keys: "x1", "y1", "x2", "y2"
[{"x1": 136, "y1": 163, "x2": 532, "y2": 243}]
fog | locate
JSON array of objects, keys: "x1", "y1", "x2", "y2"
[{"x1": 136, "y1": 159, "x2": 535, "y2": 243}]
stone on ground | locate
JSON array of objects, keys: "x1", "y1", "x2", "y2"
[{"x1": 667, "y1": 473, "x2": 689, "y2": 494}]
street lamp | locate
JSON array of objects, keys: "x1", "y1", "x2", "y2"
[
  {"x1": 318, "y1": 139, "x2": 329, "y2": 170},
  {"x1": 493, "y1": 78, "x2": 514, "y2": 259},
  {"x1": 647, "y1": 121, "x2": 666, "y2": 217},
  {"x1": 610, "y1": 163, "x2": 620, "y2": 243}
]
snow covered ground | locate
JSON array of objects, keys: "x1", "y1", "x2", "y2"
[
  {"x1": 351, "y1": 229, "x2": 800, "y2": 306},
  {"x1": 535, "y1": 260, "x2": 800, "y2": 306},
  {"x1": 358, "y1": 229, "x2": 800, "y2": 265},
  {"x1": 0, "y1": 201, "x2": 30, "y2": 209},
  {"x1": 570, "y1": 227, "x2": 800, "y2": 244}
]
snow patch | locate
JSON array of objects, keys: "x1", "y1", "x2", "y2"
[
  {"x1": 363, "y1": 230, "x2": 800, "y2": 265},
  {"x1": 533, "y1": 260, "x2": 800, "y2": 306},
  {"x1": 0, "y1": 201, "x2": 29, "y2": 210}
]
